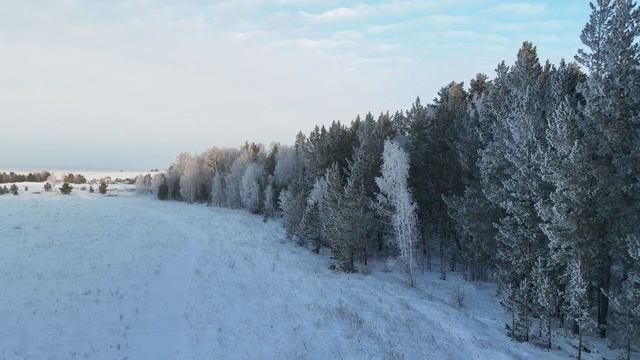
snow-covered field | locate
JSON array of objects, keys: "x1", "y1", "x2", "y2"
[{"x1": 0, "y1": 187, "x2": 615, "y2": 359}]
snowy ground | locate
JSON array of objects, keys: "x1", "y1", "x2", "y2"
[{"x1": 0, "y1": 185, "x2": 622, "y2": 359}]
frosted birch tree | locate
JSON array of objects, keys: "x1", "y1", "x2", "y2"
[
  {"x1": 240, "y1": 162, "x2": 264, "y2": 212},
  {"x1": 151, "y1": 173, "x2": 166, "y2": 195},
  {"x1": 179, "y1": 154, "x2": 200, "y2": 203},
  {"x1": 375, "y1": 140, "x2": 418, "y2": 286}
]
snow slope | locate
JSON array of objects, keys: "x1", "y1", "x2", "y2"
[{"x1": 0, "y1": 191, "x2": 614, "y2": 359}]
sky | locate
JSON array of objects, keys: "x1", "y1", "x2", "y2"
[{"x1": 0, "y1": 0, "x2": 590, "y2": 171}]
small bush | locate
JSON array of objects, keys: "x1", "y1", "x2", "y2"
[
  {"x1": 59, "y1": 183, "x2": 73, "y2": 195},
  {"x1": 89, "y1": 186, "x2": 94, "y2": 193},
  {"x1": 10, "y1": 184, "x2": 18, "y2": 195},
  {"x1": 99, "y1": 181, "x2": 108, "y2": 195},
  {"x1": 43, "y1": 182, "x2": 52, "y2": 191},
  {"x1": 453, "y1": 286, "x2": 465, "y2": 308}
]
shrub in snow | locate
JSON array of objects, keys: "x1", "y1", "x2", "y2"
[
  {"x1": 43, "y1": 182, "x2": 52, "y2": 192},
  {"x1": 453, "y1": 286, "x2": 465, "y2": 308},
  {"x1": 59, "y1": 183, "x2": 73, "y2": 195},
  {"x1": 99, "y1": 181, "x2": 108, "y2": 195}
]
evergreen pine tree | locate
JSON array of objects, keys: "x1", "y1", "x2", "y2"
[
  {"x1": 575, "y1": 0, "x2": 640, "y2": 335},
  {"x1": 407, "y1": 97, "x2": 432, "y2": 267},
  {"x1": 263, "y1": 177, "x2": 275, "y2": 219},
  {"x1": 611, "y1": 235, "x2": 640, "y2": 360},
  {"x1": 330, "y1": 113, "x2": 390, "y2": 271},
  {"x1": 532, "y1": 257, "x2": 556, "y2": 349},
  {"x1": 444, "y1": 73, "x2": 501, "y2": 281},
  {"x1": 300, "y1": 201, "x2": 321, "y2": 253},
  {"x1": 565, "y1": 259, "x2": 594, "y2": 360},
  {"x1": 513, "y1": 278, "x2": 532, "y2": 342},
  {"x1": 479, "y1": 43, "x2": 551, "y2": 340}
]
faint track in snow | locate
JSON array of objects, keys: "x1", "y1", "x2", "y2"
[{"x1": 123, "y1": 199, "x2": 210, "y2": 360}]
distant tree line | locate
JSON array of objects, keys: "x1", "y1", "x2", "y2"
[
  {"x1": 0, "y1": 171, "x2": 51, "y2": 184},
  {"x1": 155, "y1": 1, "x2": 638, "y2": 358},
  {"x1": 63, "y1": 173, "x2": 87, "y2": 184},
  {"x1": 0, "y1": 171, "x2": 91, "y2": 185}
]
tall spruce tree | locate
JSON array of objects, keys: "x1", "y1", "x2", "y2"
[
  {"x1": 444, "y1": 73, "x2": 501, "y2": 281},
  {"x1": 479, "y1": 42, "x2": 551, "y2": 341},
  {"x1": 575, "y1": 0, "x2": 640, "y2": 336},
  {"x1": 565, "y1": 259, "x2": 594, "y2": 360},
  {"x1": 408, "y1": 97, "x2": 433, "y2": 268},
  {"x1": 336, "y1": 113, "x2": 392, "y2": 270}
]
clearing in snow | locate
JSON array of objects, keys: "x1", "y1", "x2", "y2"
[{"x1": 0, "y1": 189, "x2": 608, "y2": 359}]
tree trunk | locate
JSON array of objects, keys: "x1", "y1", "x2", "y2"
[
  {"x1": 440, "y1": 239, "x2": 446, "y2": 280},
  {"x1": 512, "y1": 309, "x2": 515, "y2": 332},
  {"x1": 547, "y1": 314, "x2": 552, "y2": 350},
  {"x1": 597, "y1": 259, "x2": 611, "y2": 338},
  {"x1": 577, "y1": 328, "x2": 582, "y2": 360}
]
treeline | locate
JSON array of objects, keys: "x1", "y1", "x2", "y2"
[
  {"x1": 63, "y1": 173, "x2": 87, "y2": 184},
  {"x1": 0, "y1": 171, "x2": 89, "y2": 184},
  {"x1": 158, "y1": 1, "x2": 639, "y2": 358},
  {"x1": 0, "y1": 171, "x2": 51, "y2": 184}
]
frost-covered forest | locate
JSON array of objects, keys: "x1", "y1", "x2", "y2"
[{"x1": 146, "y1": 2, "x2": 640, "y2": 358}]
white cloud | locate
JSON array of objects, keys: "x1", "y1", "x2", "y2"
[
  {"x1": 366, "y1": 15, "x2": 470, "y2": 34},
  {"x1": 418, "y1": 30, "x2": 511, "y2": 44},
  {"x1": 300, "y1": 7, "x2": 362, "y2": 22},
  {"x1": 489, "y1": 2, "x2": 546, "y2": 16}
]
